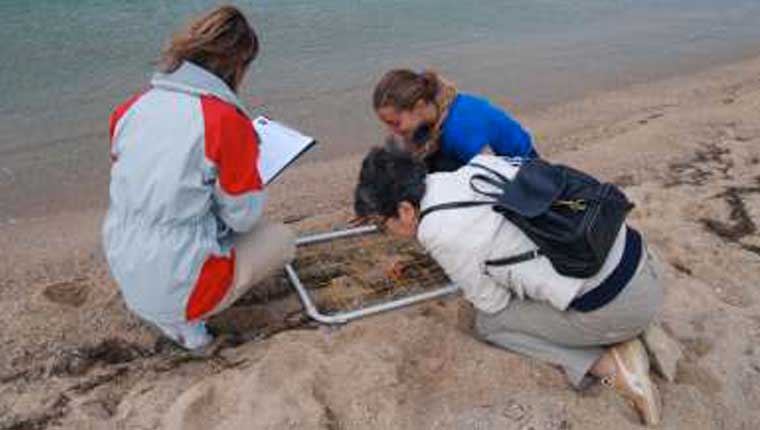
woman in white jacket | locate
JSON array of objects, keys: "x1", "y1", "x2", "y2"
[
  {"x1": 354, "y1": 147, "x2": 664, "y2": 425},
  {"x1": 104, "y1": 7, "x2": 294, "y2": 352}
]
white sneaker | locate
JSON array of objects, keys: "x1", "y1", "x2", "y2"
[
  {"x1": 603, "y1": 338, "x2": 662, "y2": 426},
  {"x1": 155, "y1": 321, "x2": 215, "y2": 352}
]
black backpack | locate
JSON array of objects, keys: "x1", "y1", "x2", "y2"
[{"x1": 419, "y1": 158, "x2": 634, "y2": 278}]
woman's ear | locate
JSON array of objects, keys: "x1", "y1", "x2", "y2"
[
  {"x1": 397, "y1": 201, "x2": 419, "y2": 227},
  {"x1": 413, "y1": 98, "x2": 438, "y2": 123},
  {"x1": 412, "y1": 98, "x2": 428, "y2": 115},
  {"x1": 385, "y1": 201, "x2": 419, "y2": 238}
]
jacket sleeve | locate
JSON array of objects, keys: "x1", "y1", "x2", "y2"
[
  {"x1": 202, "y1": 96, "x2": 265, "y2": 233},
  {"x1": 447, "y1": 105, "x2": 534, "y2": 162},
  {"x1": 453, "y1": 129, "x2": 489, "y2": 164},
  {"x1": 109, "y1": 90, "x2": 147, "y2": 162},
  {"x1": 418, "y1": 219, "x2": 511, "y2": 314},
  {"x1": 489, "y1": 111, "x2": 534, "y2": 159}
]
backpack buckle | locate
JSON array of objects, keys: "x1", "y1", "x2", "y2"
[
  {"x1": 554, "y1": 199, "x2": 587, "y2": 212},
  {"x1": 480, "y1": 261, "x2": 492, "y2": 276}
]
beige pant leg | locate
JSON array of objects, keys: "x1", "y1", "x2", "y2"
[
  {"x1": 203, "y1": 222, "x2": 296, "y2": 319},
  {"x1": 475, "y1": 253, "x2": 663, "y2": 388}
]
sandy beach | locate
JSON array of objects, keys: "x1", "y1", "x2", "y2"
[{"x1": 1, "y1": 53, "x2": 760, "y2": 429}]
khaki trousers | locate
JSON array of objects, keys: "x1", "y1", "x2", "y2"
[
  {"x1": 475, "y1": 249, "x2": 664, "y2": 388},
  {"x1": 202, "y1": 222, "x2": 296, "y2": 319}
]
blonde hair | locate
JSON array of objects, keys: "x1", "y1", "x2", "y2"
[
  {"x1": 161, "y1": 5, "x2": 259, "y2": 91},
  {"x1": 373, "y1": 69, "x2": 440, "y2": 111}
]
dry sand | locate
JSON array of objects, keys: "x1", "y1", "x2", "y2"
[{"x1": 1, "y1": 55, "x2": 760, "y2": 429}]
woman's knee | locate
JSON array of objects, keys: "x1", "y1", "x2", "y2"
[
  {"x1": 266, "y1": 222, "x2": 296, "y2": 263},
  {"x1": 236, "y1": 222, "x2": 295, "y2": 260},
  {"x1": 230, "y1": 222, "x2": 296, "y2": 289},
  {"x1": 474, "y1": 310, "x2": 502, "y2": 339}
]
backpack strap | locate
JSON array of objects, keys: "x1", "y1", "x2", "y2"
[
  {"x1": 419, "y1": 161, "x2": 544, "y2": 270},
  {"x1": 419, "y1": 162, "x2": 510, "y2": 222},
  {"x1": 418, "y1": 200, "x2": 546, "y2": 270},
  {"x1": 484, "y1": 249, "x2": 544, "y2": 268},
  {"x1": 468, "y1": 162, "x2": 512, "y2": 182},
  {"x1": 419, "y1": 201, "x2": 492, "y2": 222},
  {"x1": 467, "y1": 162, "x2": 513, "y2": 200}
]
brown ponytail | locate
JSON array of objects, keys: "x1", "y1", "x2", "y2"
[
  {"x1": 373, "y1": 69, "x2": 440, "y2": 111},
  {"x1": 161, "y1": 5, "x2": 259, "y2": 91}
]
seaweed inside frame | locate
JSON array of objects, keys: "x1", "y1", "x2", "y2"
[{"x1": 290, "y1": 231, "x2": 451, "y2": 313}]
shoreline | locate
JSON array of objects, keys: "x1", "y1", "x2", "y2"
[
  {"x1": 3, "y1": 46, "x2": 760, "y2": 225},
  {"x1": 0, "y1": 51, "x2": 759, "y2": 237}
]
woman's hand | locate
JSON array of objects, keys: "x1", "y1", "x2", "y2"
[
  {"x1": 384, "y1": 256, "x2": 406, "y2": 281},
  {"x1": 347, "y1": 215, "x2": 369, "y2": 228}
]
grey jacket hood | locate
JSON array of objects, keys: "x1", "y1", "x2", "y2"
[{"x1": 151, "y1": 61, "x2": 250, "y2": 116}]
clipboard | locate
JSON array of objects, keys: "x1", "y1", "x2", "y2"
[{"x1": 253, "y1": 116, "x2": 317, "y2": 185}]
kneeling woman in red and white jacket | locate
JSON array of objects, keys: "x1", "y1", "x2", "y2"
[{"x1": 103, "y1": 6, "x2": 294, "y2": 352}]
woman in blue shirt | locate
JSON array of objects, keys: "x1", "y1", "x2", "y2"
[{"x1": 373, "y1": 69, "x2": 537, "y2": 172}]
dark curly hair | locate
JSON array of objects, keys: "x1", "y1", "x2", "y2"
[{"x1": 354, "y1": 145, "x2": 428, "y2": 219}]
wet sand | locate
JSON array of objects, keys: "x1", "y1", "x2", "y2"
[{"x1": 1, "y1": 55, "x2": 760, "y2": 429}]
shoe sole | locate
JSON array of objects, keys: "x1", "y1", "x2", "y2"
[{"x1": 613, "y1": 339, "x2": 662, "y2": 425}]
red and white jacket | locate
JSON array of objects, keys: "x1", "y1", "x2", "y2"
[{"x1": 103, "y1": 61, "x2": 264, "y2": 325}]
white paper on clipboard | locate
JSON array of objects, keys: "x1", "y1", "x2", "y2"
[{"x1": 253, "y1": 116, "x2": 317, "y2": 185}]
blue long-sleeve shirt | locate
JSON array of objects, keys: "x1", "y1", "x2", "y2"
[{"x1": 430, "y1": 93, "x2": 535, "y2": 172}]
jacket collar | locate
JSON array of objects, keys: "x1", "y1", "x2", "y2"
[{"x1": 150, "y1": 61, "x2": 249, "y2": 116}]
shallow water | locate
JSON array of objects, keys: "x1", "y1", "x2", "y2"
[{"x1": 1, "y1": 0, "x2": 760, "y2": 220}]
